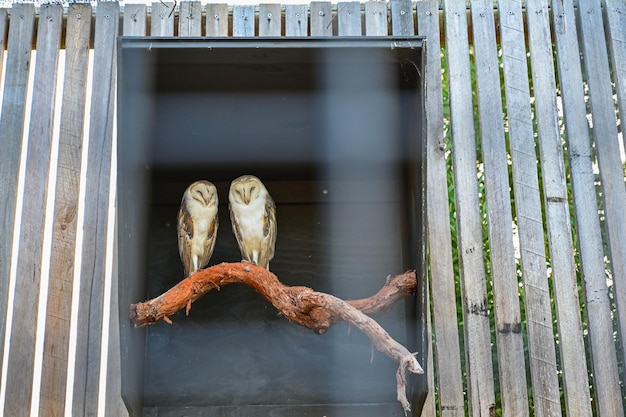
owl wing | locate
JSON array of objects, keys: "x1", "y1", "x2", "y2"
[
  {"x1": 198, "y1": 210, "x2": 219, "y2": 270},
  {"x1": 177, "y1": 204, "x2": 195, "y2": 277},
  {"x1": 229, "y1": 202, "x2": 247, "y2": 261},
  {"x1": 259, "y1": 194, "x2": 277, "y2": 269}
]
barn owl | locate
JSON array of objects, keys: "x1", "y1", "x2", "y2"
[
  {"x1": 228, "y1": 175, "x2": 277, "y2": 269},
  {"x1": 177, "y1": 180, "x2": 219, "y2": 277}
]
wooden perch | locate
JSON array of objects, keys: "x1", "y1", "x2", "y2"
[{"x1": 130, "y1": 262, "x2": 422, "y2": 414}]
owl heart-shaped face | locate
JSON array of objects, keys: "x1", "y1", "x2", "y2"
[
  {"x1": 232, "y1": 178, "x2": 262, "y2": 205},
  {"x1": 191, "y1": 182, "x2": 217, "y2": 206}
]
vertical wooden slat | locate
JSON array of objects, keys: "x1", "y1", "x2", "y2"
[
  {"x1": 151, "y1": 2, "x2": 175, "y2": 36},
  {"x1": 391, "y1": 0, "x2": 413, "y2": 36},
  {"x1": 526, "y1": 1, "x2": 594, "y2": 416},
  {"x1": 206, "y1": 4, "x2": 229, "y2": 37},
  {"x1": 285, "y1": 5, "x2": 308, "y2": 36},
  {"x1": 416, "y1": 1, "x2": 464, "y2": 416},
  {"x1": 123, "y1": 4, "x2": 147, "y2": 36},
  {"x1": 72, "y1": 3, "x2": 119, "y2": 415},
  {"x1": 105, "y1": 224, "x2": 129, "y2": 417},
  {"x1": 3, "y1": 5, "x2": 59, "y2": 417},
  {"x1": 179, "y1": 1, "x2": 202, "y2": 37},
  {"x1": 40, "y1": 6, "x2": 92, "y2": 416},
  {"x1": 0, "y1": 1, "x2": 35, "y2": 395},
  {"x1": 337, "y1": 2, "x2": 361, "y2": 36},
  {"x1": 0, "y1": 9, "x2": 7, "y2": 77},
  {"x1": 603, "y1": 0, "x2": 626, "y2": 129},
  {"x1": 420, "y1": 283, "x2": 436, "y2": 417},
  {"x1": 0, "y1": 3, "x2": 7, "y2": 391},
  {"x1": 364, "y1": 2, "x2": 387, "y2": 36},
  {"x1": 233, "y1": 5, "x2": 256, "y2": 37},
  {"x1": 310, "y1": 1, "x2": 333, "y2": 36},
  {"x1": 443, "y1": 2, "x2": 496, "y2": 415},
  {"x1": 551, "y1": 1, "x2": 624, "y2": 415},
  {"x1": 578, "y1": 0, "x2": 626, "y2": 380},
  {"x1": 470, "y1": 2, "x2": 529, "y2": 416},
  {"x1": 258, "y1": 4, "x2": 282, "y2": 36},
  {"x1": 498, "y1": 1, "x2": 562, "y2": 415}
]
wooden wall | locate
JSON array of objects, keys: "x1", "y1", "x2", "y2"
[{"x1": 0, "y1": 1, "x2": 624, "y2": 416}]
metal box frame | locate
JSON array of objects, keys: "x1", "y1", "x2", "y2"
[{"x1": 117, "y1": 37, "x2": 427, "y2": 416}]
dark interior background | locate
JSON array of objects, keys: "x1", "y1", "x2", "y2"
[{"x1": 117, "y1": 38, "x2": 426, "y2": 417}]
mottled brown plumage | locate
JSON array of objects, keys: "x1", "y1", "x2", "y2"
[{"x1": 177, "y1": 180, "x2": 219, "y2": 277}]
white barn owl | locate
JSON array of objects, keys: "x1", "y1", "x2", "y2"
[
  {"x1": 228, "y1": 175, "x2": 277, "y2": 269},
  {"x1": 177, "y1": 180, "x2": 219, "y2": 277}
]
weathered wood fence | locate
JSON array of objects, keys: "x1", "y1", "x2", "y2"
[{"x1": 0, "y1": 0, "x2": 624, "y2": 416}]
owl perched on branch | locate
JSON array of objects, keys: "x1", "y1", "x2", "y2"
[
  {"x1": 228, "y1": 175, "x2": 277, "y2": 270},
  {"x1": 177, "y1": 180, "x2": 219, "y2": 277}
]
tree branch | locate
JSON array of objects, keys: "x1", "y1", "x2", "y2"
[{"x1": 130, "y1": 262, "x2": 422, "y2": 414}]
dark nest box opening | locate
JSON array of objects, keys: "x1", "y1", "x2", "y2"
[{"x1": 117, "y1": 37, "x2": 427, "y2": 417}]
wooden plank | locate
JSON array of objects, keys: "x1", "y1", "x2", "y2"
[
  {"x1": 364, "y1": 2, "x2": 387, "y2": 36},
  {"x1": 179, "y1": 1, "x2": 202, "y2": 37},
  {"x1": 337, "y1": 2, "x2": 361, "y2": 36},
  {"x1": 391, "y1": 0, "x2": 414, "y2": 36},
  {"x1": 551, "y1": 1, "x2": 624, "y2": 416},
  {"x1": 497, "y1": 1, "x2": 561, "y2": 416},
  {"x1": 0, "y1": 9, "x2": 7, "y2": 77},
  {"x1": 233, "y1": 5, "x2": 256, "y2": 37},
  {"x1": 603, "y1": 0, "x2": 626, "y2": 159},
  {"x1": 578, "y1": 0, "x2": 626, "y2": 395},
  {"x1": 285, "y1": 5, "x2": 307, "y2": 36},
  {"x1": 0, "y1": 2, "x2": 35, "y2": 395},
  {"x1": 415, "y1": 2, "x2": 464, "y2": 416},
  {"x1": 526, "y1": 1, "x2": 594, "y2": 416},
  {"x1": 104, "y1": 224, "x2": 130, "y2": 417},
  {"x1": 442, "y1": 2, "x2": 496, "y2": 415},
  {"x1": 72, "y1": 3, "x2": 119, "y2": 415},
  {"x1": 259, "y1": 4, "x2": 282, "y2": 36},
  {"x1": 420, "y1": 282, "x2": 435, "y2": 417},
  {"x1": 2, "y1": 5, "x2": 59, "y2": 417},
  {"x1": 151, "y1": 2, "x2": 175, "y2": 36},
  {"x1": 39, "y1": 5, "x2": 92, "y2": 416},
  {"x1": 310, "y1": 1, "x2": 333, "y2": 36},
  {"x1": 470, "y1": 3, "x2": 529, "y2": 416},
  {"x1": 206, "y1": 4, "x2": 229, "y2": 37},
  {"x1": 123, "y1": 4, "x2": 147, "y2": 36}
]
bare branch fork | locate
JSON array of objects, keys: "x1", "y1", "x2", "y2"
[{"x1": 130, "y1": 262, "x2": 423, "y2": 413}]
